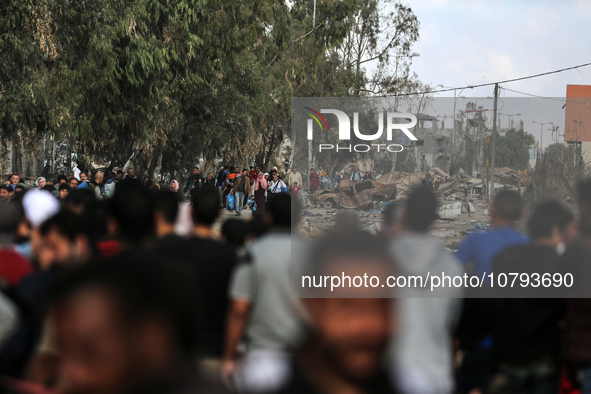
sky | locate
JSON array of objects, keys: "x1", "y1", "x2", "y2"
[
  {"x1": 402, "y1": 0, "x2": 591, "y2": 146},
  {"x1": 408, "y1": 0, "x2": 591, "y2": 97}
]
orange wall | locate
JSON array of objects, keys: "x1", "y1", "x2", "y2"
[{"x1": 565, "y1": 85, "x2": 591, "y2": 142}]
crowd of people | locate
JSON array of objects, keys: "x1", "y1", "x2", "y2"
[
  {"x1": 0, "y1": 164, "x2": 387, "y2": 211},
  {"x1": 422, "y1": 173, "x2": 447, "y2": 190},
  {"x1": 1, "y1": 165, "x2": 591, "y2": 394}
]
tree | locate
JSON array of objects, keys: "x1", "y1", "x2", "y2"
[
  {"x1": 339, "y1": 0, "x2": 419, "y2": 96},
  {"x1": 0, "y1": 0, "x2": 427, "y2": 181},
  {"x1": 451, "y1": 103, "x2": 489, "y2": 176},
  {"x1": 543, "y1": 142, "x2": 579, "y2": 165},
  {"x1": 494, "y1": 128, "x2": 535, "y2": 170},
  {"x1": 0, "y1": 1, "x2": 54, "y2": 174}
]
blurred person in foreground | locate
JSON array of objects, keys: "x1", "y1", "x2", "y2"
[
  {"x1": 224, "y1": 194, "x2": 306, "y2": 392},
  {"x1": 383, "y1": 185, "x2": 463, "y2": 394},
  {"x1": 7, "y1": 189, "x2": 58, "y2": 273},
  {"x1": 0, "y1": 210, "x2": 92, "y2": 380},
  {"x1": 563, "y1": 178, "x2": 591, "y2": 393},
  {"x1": 456, "y1": 190, "x2": 529, "y2": 277},
  {"x1": 0, "y1": 184, "x2": 13, "y2": 202},
  {"x1": 45, "y1": 258, "x2": 222, "y2": 394},
  {"x1": 380, "y1": 202, "x2": 404, "y2": 239},
  {"x1": 455, "y1": 190, "x2": 529, "y2": 393},
  {"x1": 0, "y1": 204, "x2": 30, "y2": 351},
  {"x1": 64, "y1": 188, "x2": 97, "y2": 217},
  {"x1": 221, "y1": 219, "x2": 250, "y2": 251},
  {"x1": 273, "y1": 230, "x2": 397, "y2": 394},
  {"x1": 332, "y1": 211, "x2": 360, "y2": 234},
  {"x1": 106, "y1": 179, "x2": 155, "y2": 256},
  {"x1": 152, "y1": 191, "x2": 181, "y2": 244},
  {"x1": 154, "y1": 189, "x2": 236, "y2": 366},
  {"x1": 0, "y1": 203, "x2": 33, "y2": 290},
  {"x1": 14, "y1": 183, "x2": 26, "y2": 198},
  {"x1": 487, "y1": 201, "x2": 575, "y2": 394}
]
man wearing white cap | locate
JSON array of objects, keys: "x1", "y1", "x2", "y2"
[{"x1": 22, "y1": 189, "x2": 61, "y2": 266}]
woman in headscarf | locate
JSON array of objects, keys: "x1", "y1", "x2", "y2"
[
  {"x1": 35, "y1": 177, "x2": 46, "y2": 189},
  {"x1": 37, "y1": 176, "x2": 56, "y2": 193},
  {"x1": 251, "y1": 172, "x2": 267, "y2": 214},
  {"x1": 170, "y1": 180, "x2": 184, "y2": 202}
]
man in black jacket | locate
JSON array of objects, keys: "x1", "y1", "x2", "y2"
[{"x1": 184, "y1": 167, "x2": 202, "y2": 194}]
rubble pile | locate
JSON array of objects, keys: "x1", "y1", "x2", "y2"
[
  {"x1": 376, "y1": 172, "x2": 422, "y2": 199},
  {"x1": 299, "y1": 166, "x2": 529, "y2": 246},
  {"x1": 377, "y1": 168, "x2": 466, "y2": 201},
  {"x1": 494, "y1": 167, "x2": 532, "y2": 186},
  {"x1": 300, "y1": 207, "x2": 387, "y2": 238}
]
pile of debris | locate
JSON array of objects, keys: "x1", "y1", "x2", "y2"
[
  {"x1": 376, "y1": 172, "x2": 422, "y2": 199},
  {"x1": 299, "y1": 207, "x2": 385, "y2": 238},
  {"x1": 494, "y1": 167, "x2": 532, "y2": 185},
  {"x1": 374, "y1": 168, "x2": 464, "y2": 204},
  {"x1": 298, "y1": 165, "x2": 527, "y2": 237}
]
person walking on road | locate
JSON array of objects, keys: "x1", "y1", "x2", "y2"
[
  {"x1": 231, "y1": 169, "x2": 251, "y2": 217},
  {"x1": 251, "y1": 172, "x2": 267, "y2": 214}
]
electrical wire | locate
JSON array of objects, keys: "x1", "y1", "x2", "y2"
[
  {"x1": 500, "y1": 87, "x2": 590, "y2": 104},
  {"x1": 377, "y1": 61, "x2": 591, "y2": 97}
]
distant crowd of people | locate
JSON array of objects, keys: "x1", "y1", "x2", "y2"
[
  {"x1": 422, "y1": 172, "x2": 447, "y2": 190},
  {"x1": 1, "y1": 165, "x2": 591, "y2": 394}
]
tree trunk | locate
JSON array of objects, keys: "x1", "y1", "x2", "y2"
[{"x1": 387, "y1": 130, "x2": 399, "y2": 182}]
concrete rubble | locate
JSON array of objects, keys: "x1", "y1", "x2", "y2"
[{"x1": 298, "y1": 166, "x2": 527, "y2": 250}]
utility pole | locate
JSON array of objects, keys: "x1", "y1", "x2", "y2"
[
  {"x1": 452, "y1": 89, "x2": 456, "y2": 147},
  {"x1": 313, "y1": 0, "x2": 316, "y2": 28},
  {"x1": 490, "y1": 83, "x2": 499, "y2": 200},
  {"x1": 532, "y1": 121, "x2": 553, "y2": 157},
  {"x1": 485, "y1": 135, "x2": 490, "y2": 201}
]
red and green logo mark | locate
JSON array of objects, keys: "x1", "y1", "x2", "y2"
[{"x1": 303, "y1": 107, "x2": 328, "y2": 131}]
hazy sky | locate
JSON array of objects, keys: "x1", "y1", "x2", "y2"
[
  {"x1": 400, "y1": 0, "x2": 591, "y2": 146},
  {"x1": 407, "y1": 0, "x2": 591, "y2": 98}
]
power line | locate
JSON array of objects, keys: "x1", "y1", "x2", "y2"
[
  {"x1": 501, "y1": 87, "x2": 565, "y2": 101},
  {"x1": 500, "y1": 87, "x2": 588, "y2": 104},
  {"x1": 379, "y1": 61, "x2": 591, "y2": 97}
]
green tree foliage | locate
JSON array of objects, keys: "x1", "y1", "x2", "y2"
[
  {"x1": 543, "y1": 142, "x2": 580, "y2": 165},
  {"x1": 0, "y1": 2, "x2": 51, "y2": 142},
  {"x1": 493, "y1": 128, "x2": 535, "y2": 170},
  {"x1": 0, "y1": 0, "x2": 422, "y2": 179}
]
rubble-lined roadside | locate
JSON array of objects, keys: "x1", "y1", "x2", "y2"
[
  {"x1": 298, "y1": 167, "x2": 530, "y2": 250},
  {"x1": 299, "y1": 203, "x2": 490, "y2": 251}
]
